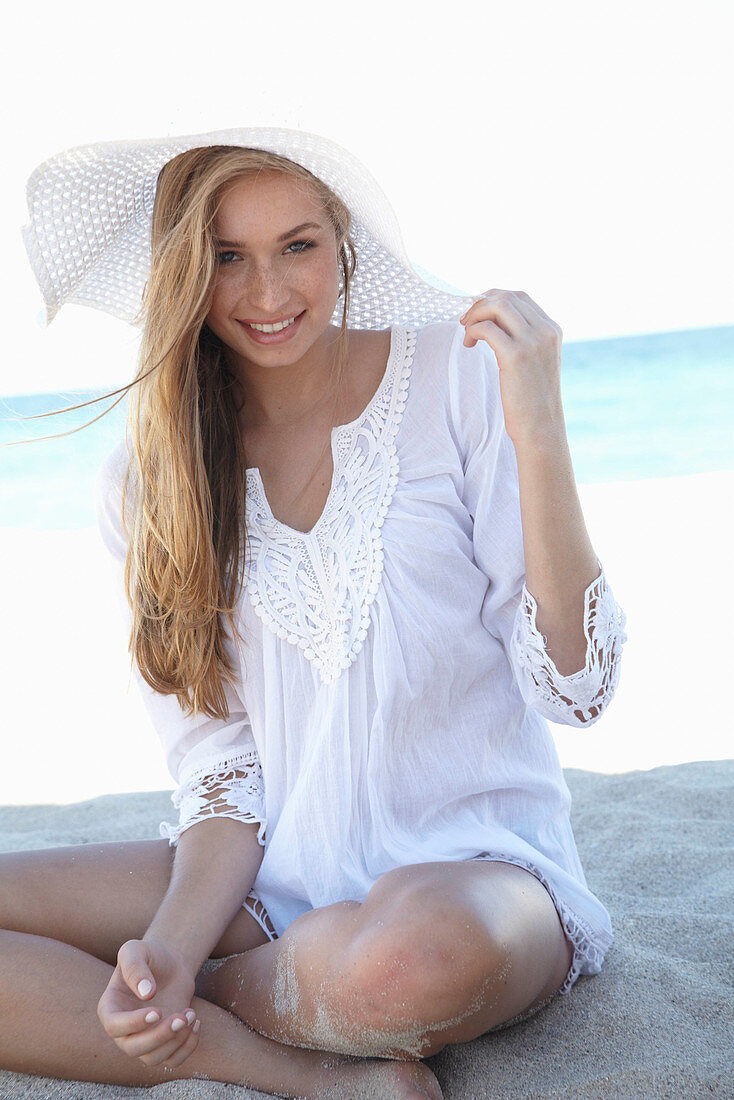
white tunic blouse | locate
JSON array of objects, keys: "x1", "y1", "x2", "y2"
[{"x1": 95, "y1": 319, "x2": 628, "y2": 993}]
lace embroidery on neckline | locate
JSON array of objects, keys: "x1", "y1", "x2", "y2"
[{"x1": 243, "y1": 325, "x2": 416, "y2": 685}]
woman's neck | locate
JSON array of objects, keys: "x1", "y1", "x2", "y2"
[{"x1": 232, "y1": 325, "x2": 344, "y2": 432}]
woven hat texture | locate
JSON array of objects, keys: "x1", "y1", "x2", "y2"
[{"x1": 22, "y1": 126, "x2": 475, "y2": 330}]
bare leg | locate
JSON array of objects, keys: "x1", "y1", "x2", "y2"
[
  {"x1": 0, "y1": 930, "x2": 442, "y2": 1097},
  {"x1": 198, "y1": 862, "x2": 573, "y2": 1061},
  {"x1": 198, "y1": 899, "x2": 463, "y2": 1060},
  {"x1": 0, "y1": 843, "x2": 442, "y2": 1097}
]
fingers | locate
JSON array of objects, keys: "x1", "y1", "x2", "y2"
[
  {"x1": 462, "y1": 315, "x2": 512, "y2": 352},
  {"x1": 461, "y1": 289, "x2": 546, "y2": 335},
  {"x1": 116, "y1": 1010, "x2": 198, "y2": 1063},
  {"x1": 117, "y1": 939, "x2": 156, "y2": 1000},
  {"x1": 463, "y1": 295, "x2": 527, "y2": 339},
  {"x1": 139, "y1": 1023, "x2": 198, "y2": 1068},
  {"x1": 159, "y1": 1020, "x2": 201, "y2": 1070},
  {"x1": 101, "y1": 1003, "x2": 163, "y2": 1039},
  {"x1": 139, "y1": 1013, "x2": 200, "y2": 1068}
]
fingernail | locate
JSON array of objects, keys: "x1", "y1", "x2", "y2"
[
  {"x1": 171, "y1": 1018, "x2": 186, "y2": 1032},
  {"x1": 185, "y1": 1010, "x2": 196, "y2": 1025},
  {"x1": 193, "y1": 1019, "x2": 201, "y2": 1033},
  {"x1": 137, "y1": 979, "x2": 153, "y2": 997},
  {"x1": 145, "y1": 1011, "x2": 160, "y2": 1024}
]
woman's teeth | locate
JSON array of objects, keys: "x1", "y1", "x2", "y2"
[{"x1": 247, "y1": 316, "x2": 298, "y2": 333}]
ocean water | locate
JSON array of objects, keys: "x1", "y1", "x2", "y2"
[{"x1": 1, "y1": 323, "x2": 732, "y2": 530}]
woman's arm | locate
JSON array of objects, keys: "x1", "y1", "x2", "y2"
[
  {"x1": 97, "y1": 815, "x2": 264, "y2": 1068},
  {"x1": 513, "y1": 424, "x2": 600, "y2": 677},
  {"x1": 145, "y1": 816, "x2": 265, "y2": 975},
  {"x1": 459, "y1": 293, "x2": 627, "y2": 725},
  {"x1": 461, "y1": 290, "x2": 604, "y2": 676}
]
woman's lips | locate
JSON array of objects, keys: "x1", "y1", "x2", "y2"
[{"x1": 237, "y1": 311, "x2": 305, "y2": 344}]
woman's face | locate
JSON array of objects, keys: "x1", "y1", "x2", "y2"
[{"x1": 205, "y1": 171, "x2": 341, "y2": 372}]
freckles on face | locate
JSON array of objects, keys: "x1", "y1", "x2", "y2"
[{"x1": 204, "y1": 172, "x2": 340, "y2": 345}]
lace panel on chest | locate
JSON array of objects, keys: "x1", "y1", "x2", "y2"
[{"x1": 244, "y1": 327, "x2": 416, "y2": 685}]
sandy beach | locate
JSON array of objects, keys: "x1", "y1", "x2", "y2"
[
  {"x1": 1, "y1": 762, "x2": 730, "y2": 1099},
  {"x1": 1, "y1": 468, "x2": 732, "y2": 1097}
]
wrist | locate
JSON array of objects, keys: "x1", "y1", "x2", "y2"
[
  {"x1": 142, "y1": 818, "x2": 265, "y2": 977},
  {"x1": 142, "y1": 923, "x2": 206, "y2": 977},
  {"x1": 506, "y1": 389, "x2": 567, "y2": 450}
]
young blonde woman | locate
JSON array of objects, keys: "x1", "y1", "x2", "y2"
[{"x1": 3, "y1": 128, "x2": 628, "y2": 1098}]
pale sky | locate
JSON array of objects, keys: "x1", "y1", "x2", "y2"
[{"x1": 2, "y1": 0, "x2": 732, "y2": 396}]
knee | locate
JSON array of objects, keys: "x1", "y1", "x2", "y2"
[{"x1": 348, "y1": 883, "x2": 511, "y2": 1022}]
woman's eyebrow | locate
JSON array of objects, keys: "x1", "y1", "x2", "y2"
[{"x1": 215, "y1": 222, "x2": 325, "y2": 247}]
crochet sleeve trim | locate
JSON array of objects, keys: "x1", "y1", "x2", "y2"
[
  {"x1": 510, "y1": 561, "x2": 628, "y2": 727},
  {"x1": 159, "y1": 749, "x2": 267, "y2": 848}
]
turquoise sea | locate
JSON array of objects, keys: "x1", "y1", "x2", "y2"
[{"x1": 1, "y1": 323, "x2": 732, "y2": 530}]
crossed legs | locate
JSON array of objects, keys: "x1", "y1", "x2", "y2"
[
  {"x1": 199, "y1": 859, "x2": 574, "y2": 1059},
  {"x1": 0, "y1": 838, "x2": 572, "y2": 1091}
]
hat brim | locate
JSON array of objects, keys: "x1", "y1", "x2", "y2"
[{"x1": 22, "y1": 125, "x2": 476, "y2": 329}]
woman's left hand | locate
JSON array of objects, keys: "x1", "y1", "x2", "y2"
[
  {"x1": 460, "y1": 289, "x2": 565, "y2": 447},
  {"x1": 97, "y1": 938, "x2": 199, "y2": 1069}
]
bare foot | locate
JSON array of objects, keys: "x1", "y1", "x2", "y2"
[{"x1": 307, "y1": 1054, "x2": 443, "y2": 1099}]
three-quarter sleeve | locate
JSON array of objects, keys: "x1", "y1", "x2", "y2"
[
  {"x1": 94, "y1": 440, "x2": 267, "y2": 845},
  {"x1": 446, "y1": 323, "x2": 628, "y2": 727}
]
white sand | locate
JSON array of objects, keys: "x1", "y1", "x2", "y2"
[
  {"x1": 0, "y1": 469, "x2": 732, "y2": 1096},
  {"x1": 0, "y1": 762, "x2": 731, "y2": 1097}
]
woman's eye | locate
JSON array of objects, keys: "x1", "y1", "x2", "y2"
[
  {"x1": 286, "y1": 239, "x2": 315, "y2": 254},
  {"x1": 217, "y1": 240, "x2": 314, "y2": 264}
]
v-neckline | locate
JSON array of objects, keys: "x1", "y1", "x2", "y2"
[{"x1": 246, "y1": 324, "x2": 400, "y2": 539}]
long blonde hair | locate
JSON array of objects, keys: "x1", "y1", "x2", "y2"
[
  {"x1": 123, "y1": 146, "x2": 358, "y2": 719},
  {"x1": 13, "y1": 147, "x2": 357, "y2": 720}
]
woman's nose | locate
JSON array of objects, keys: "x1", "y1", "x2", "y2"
[{"x1": 243, "y1": 265, "x2": 290, "y2": 311}]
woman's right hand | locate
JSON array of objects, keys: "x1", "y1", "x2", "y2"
[{"x1": 96, "y1": 938, "x2": 200, "y2": 1069}]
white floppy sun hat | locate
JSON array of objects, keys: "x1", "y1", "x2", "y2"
[{"x1": 21, "y1": 125, "x2": 477, "y2": 330}]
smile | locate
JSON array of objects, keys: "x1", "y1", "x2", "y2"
[
  {"x1": 246, "y1": 316, "x2": 298, "y2": 333},
  {"x1": 237, "y1": 311, "x2": 306, "y2": 344}
]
